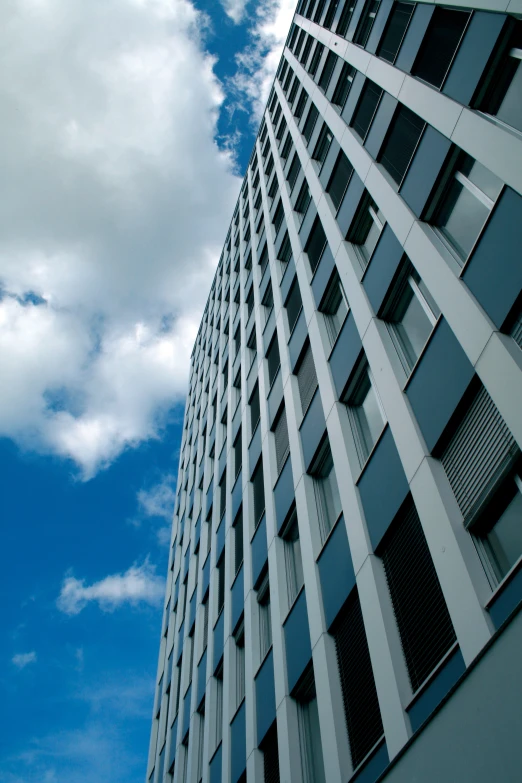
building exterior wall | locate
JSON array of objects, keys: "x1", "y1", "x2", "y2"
[{"x1": 147, "y1": 1, "x2": 522, "y2": 781}]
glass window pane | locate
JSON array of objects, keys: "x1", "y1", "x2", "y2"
[
  {"x1": 466, "y1": 160, "x2": 503, "y2": 203},
  {"x1": 483, "y1": 486, "x2": 522, "y2": 582},
  {"x1": 496, "y1": 59, "x2": 522, "y2": 132},
  {"x1": 438, "y1": 179, "x2": 490, "y2": 259},
  {"x1": 396, "y1": 288, "x2": 433, "y2": 365},
  {"x1": 360, "y1": 382, "x2": 385, "y2": 451}
]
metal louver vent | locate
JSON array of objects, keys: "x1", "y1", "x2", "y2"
[
  {"x1": 274, "y1": 407, "x2": 290, "y2": 474},
  {"x1": 262, "y1": 722, "x2": 280, "y2": 783},
  {"x1": 381, "y1": 500, "x2": 457, "y2": 692},
  {"x1": 297, "y1": 343, "x2": 318, "y2": 415},
  {"x1": 333, "y1": 590, "x2": 384, "y2": 769},
  {"x1": 441, "y1": 385, "x2": 518, "y2": 523}
]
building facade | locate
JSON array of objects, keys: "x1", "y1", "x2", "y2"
[{"x1": 147, "y1": 1, "x2": 522, "y2": 781}]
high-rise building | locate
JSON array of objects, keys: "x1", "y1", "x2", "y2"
[{"x1": 147, "y1": 2, "x2": 522, "y2": 781}]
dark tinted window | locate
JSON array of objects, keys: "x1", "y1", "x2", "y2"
[
  {"x1": 379, "y1": 106, "x2": 425, "y2": 184},
  {"x1": 412, "y1": 7, "x2": 470, "y2": 89}
]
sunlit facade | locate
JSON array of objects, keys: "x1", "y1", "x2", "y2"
[{"x1": 148, "y1": 1, "x2": 522, "y2": 781}]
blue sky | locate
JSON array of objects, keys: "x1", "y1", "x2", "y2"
[{"x1": 0, "y1": 1, "x2": 294, "y2": 780}]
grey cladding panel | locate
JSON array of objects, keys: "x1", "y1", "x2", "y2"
[
  {"x1": 443, "y1": 11, "x2": 506, "y2": 107},
  {"x1": 400, "y1": 125, "x2": 451, "y2": 218},
  {"x1": 406, "y1": 319, "x2": 474, "y2": 453},
  {"x1": 463, "y1": 187, "x2": 522, "y2": 330}
]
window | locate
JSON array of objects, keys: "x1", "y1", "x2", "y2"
[
  {"x1": 283, "y1": 506, "x2": 304, "y2": 607},
  {"x1": 276, "y1": 115, "x2": 287, "y2": 142},
  {"x1": 379, "y1": 105, "x2": 425, "y2": 185},
  {"x1": 261, "y1": 721, "x2": 280, "y2": 783},
  {"x1": 347, "y1": 191, "x2": 385, "y2": 269},
  {"x1": 216, "y1": 554, "x2": 225, "y2": 617},
  {"x1": 326, "y1": 150, "x2": 353, "y2": 211},
  {"x1": 429, "y1": 152, "x2": 503, "y2": 264},
  {"x1": 294, "y1": 28, "x2": 307, "y2": 60},
  {"x1": 332, "y1": 62, "x2": 356, "y2": 109},
  {"x1": 294, "y1": 180, "x2": 312, "y2": 218},
  {"x1": 412, "y1": 7, "x2": 470, "y2": 89},
  {"x1": 257, "y1": 574, "x2": 272, "y2": 660},
  {"x1": 345, "y1": 363, "x2": 386, "y2": 466},
  {"x1": 300, "y1": 33, "x2": 313, "y2": 65},
  {"x1": 234, "y1": 508, "x2": 244, "y2": 575},
  {"x1": 281, "y1": 133, "x2": 292, "y2": 160},
  {"x1": 278, "y1": 231, "x2": 293, "y2": 266},
  {"x1": 318, "y1": 51, "x2": 338, "y2": 92},
  {"x1": 252, "y1": 459, "x2": 265, "y2": 527},
  {"x1": 234, "y1": 626, "x2": 245, "y2": 709},
  {"x1": 351, "y1": 80, "x2": 383, "y2": 139},
  {"x1": 312, "y1": 123, "x2": 333, "y2": 165},
  {"x1": 250, "y1": 383, "x2": 260, "y2": 435},
  {"x1": 233, "y1": 365, "x2": 241, "y2": 410},
  {"x1": 266, "y1": 336, "x2": 280, "y2": 387},
  {"x1": 273, "y1": 199, "x2": 284, "y2": 234},
  {"x1": 219, "y1": 469, "x2": 226, "y2": 521},
  {"x1": 475, "y1": 19, "x2": 522, "y2": 134},
  {"x1": 353, "y1": 0, "x2": 381, "y2": 47},
  {"x1": 384, "y1": 262, "x2": 440, "y2": 373},
  {"x1": 333, "y1": 590, "x2": 384, "y2": 769},
  {"x1": 320, "y1": 269, "x2": 350, "y2": 347},
  {"x1": 311, "y1": 438, "x2": 342, "y2": 544},
  {"x1": 377, "y1": 1, "x2": 414, "y2": 63},
  {"x1": 295, "y1": 668, "x2": 326, "y2": 783},
  {"x1": 201, "y1": 595, "x2": 209, "y2": 655},
  {"x1": 265, "y1": 154, "x2": 274, "y2": 178},
  {"x1": 196, "y1": 710, "x2": 205, "y2": 782},
  {"x1": 259, "y1": 242, "x2": 269, "y2": 276},
  {"x1": 294, "y1": 89, "x2": 308, "y2": 120},
  {"x1": 234, "y1": 324, "x2": 241, "y2": 356},
  {"x1": 336, "y1": 1, "x2": 355, "y2": 37},
  {"x1": 213, "y1": 668, "x2": 223, "y2": 751},
  {"x1": 305, "y1": 217, "x2": 327, "y2": 274},
  {"x1": 247, "y1": 327, "x2": 257, "y2": 370},
  {"x1": 308, "y1": 42, "x2": 324, "y2": 77},
  {"x1": 296, "y1": 341, "x2": 318, "y2": 415},
  {"x1": 246, "y1": 285, "x2": 254, "y2": 317},
  {"x1": 274, "y1": 406, "x2": 290, "y2": 474},
  {"x1": 262, "y1": 283, "x2": 273, "y2": 321},
  {"x1": 283, "y1": 66, "x2": 294, "y2": 94},
  {"x1": 288, "y1": 77, "x2": 299, "y2": 106},
  {"x1": 441, "y1": 384, "x2": 520, "y2": 587},
  {"x1": 313, "y1": 0, "x2": 327, "y2": 23},
  {"x1": 381, "y1": 498, "x2": 457, "y2": 692},
  {"x1": 285, "y1": 278, "x2": 303, "y2": 334},
  {"x1": 324, "y1": 0, "x2": 340, "y2": 30},
  {"x1": 303, "y1": 103, "x2": 319, "y2": 143},
  {"x1": 233, "y1": 428, "x2": 242, "y2": 481},
  {"x1": 268, "y1": 175, "x2": 278, "y2": 201}
]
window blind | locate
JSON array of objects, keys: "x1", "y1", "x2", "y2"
[
  {"x1": 380, "y1": 106, "x2": 425, "y2": 185},
  {"x1": 297, "y1": 343, "x2": 318, "y2": 414},
  {"x1": 441, "y1": 385, "x2": 518, "y2": 523},
  {"x1": 377, "y1": 1, "x2": 414, "y2": 63},
  {"x1": 351, "y1": 81, "x2": 383, "y2": 139},
  {"x1": 274, "y1": 407, "x2": 290, "y2": 473},
  {"x1": 381, "y1": 499, "x2": 457, "y2": 691},
  {"x1": 333, "y1": 590, "x2": 384, "y2": 768},
  {"x1": 412, "y1": 8, "x2": 470, "y2": 89},
  {"x1": 262, "y1": 722, "x2": 280, "y2": 783}
]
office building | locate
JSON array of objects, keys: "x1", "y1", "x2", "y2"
[{"x1": 147, "y1": 1, "x2": 522, "y2": 781}]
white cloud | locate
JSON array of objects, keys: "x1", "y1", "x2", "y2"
[
  {"x1": 57, "y1": 559, "x2": 164, "y2": 615},
  {"x1": 0, "y1": 0, "x2": 241, "y2": 478},
  {"x1": 221, "y1": 0, "x2": 250, "y2": 24},
  {"x1": 227, "y1": 0, "x2": 296, "y2": 122},
  {"x1": 137, "y1": 474, "x2": 176, "y2": 521},
  {"x1": 12, "y1": 651, "x2": 37, "y2": 669}
]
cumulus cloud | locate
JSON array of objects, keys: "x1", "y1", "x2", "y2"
[
  {"x1": 0, "y1": 0, "x2": 241, "y2": 478},
  {"x1": 12, "y1": 651, "x2": 37, "y2": 669},
  {"x1": 227, "y1": 0, "x2": 296, "y2": 122},
  {"x1": 137, "y1": 474, "x2": 177, "y2": 521},
  {"x1": 57, "y1": 560, "x2": 164, "y2": 615},
  {"x1": 221, "y1": 0, "x2": 250, "y2": 24}
]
